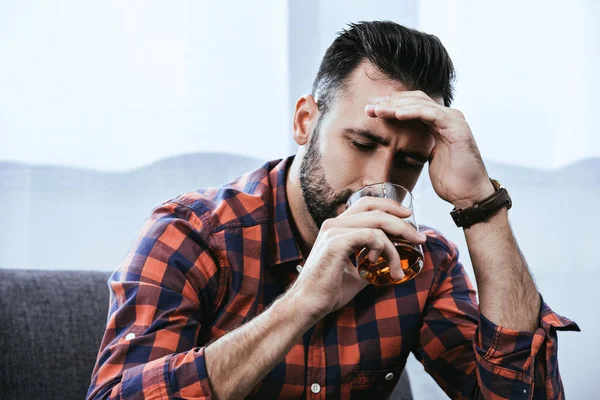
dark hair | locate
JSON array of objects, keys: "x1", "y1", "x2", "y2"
[{"x1": 311, "y1": 20, "x2": 456, "y2": 115}]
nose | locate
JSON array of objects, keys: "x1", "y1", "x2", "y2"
[{"x1": 362, "y1": 152, "x2": 395, "y2": 187}]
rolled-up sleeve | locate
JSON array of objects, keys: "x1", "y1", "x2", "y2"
[
  {"x1": 86, "y1": 202, "x2": 223, "y2": 400},
  {"x1": 414, "y1": 240, "x2": 580, "y2": 400},
  {"x1": 475, "y1": 296, "x2": 580, "y2": 399},
  {"x1": 118, "y1": 346, "x2": 213, "y2": 400}
]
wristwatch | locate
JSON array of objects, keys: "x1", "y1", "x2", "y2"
[{"x1": 450, "y1": 178, "x2": 512, "y2": 228}]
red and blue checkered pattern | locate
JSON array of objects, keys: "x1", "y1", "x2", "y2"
[{"x1": 87, "y1": 156, "x2": 579, "y2": 400}]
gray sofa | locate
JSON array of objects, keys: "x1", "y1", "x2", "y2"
[
  {"x1": 0, "y1": 268, "x2": 111, "y2": 399},
  {"x1": 0, "y1": 268, "x2": 413, "y2": 399}
]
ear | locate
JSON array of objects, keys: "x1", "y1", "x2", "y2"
[{"x1": 292, "y1": 94, "x2": 319, "y2": 146}]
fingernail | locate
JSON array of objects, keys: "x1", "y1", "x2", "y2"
[{"x1": 418, "y1": 232, "x2": 427, "y2": 240}]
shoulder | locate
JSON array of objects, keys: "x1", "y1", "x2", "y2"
[{"x1": 156, "y1": 159, "x2": 282, "y2": 234}]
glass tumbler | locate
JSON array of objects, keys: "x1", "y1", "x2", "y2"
[{"x1": 346, "y1": 182, "x2": 424, "y2": 286}]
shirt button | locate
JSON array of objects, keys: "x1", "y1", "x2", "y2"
[
  {"x1": 296, "y1": 265, "x2": 303, "y2": 273},
  {"x1": 385, "y1": 372, "x2": 395, "y2": 381},
  {"x1": 125, "y1": 333, "x2": 136, "y2": 340},
  {"x1": 310, "y1": 383, "x2": 321, "y2": 394}
]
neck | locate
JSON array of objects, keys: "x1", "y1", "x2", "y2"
[{"x1": 286, "y1": 157, "x2": 319, "y2": 261}]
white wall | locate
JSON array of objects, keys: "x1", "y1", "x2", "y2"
[
  {"x1": 0, "y1": 0, "x2": 290, "y2": 171},
  {"x1": 418, "y1": 0, "x2": 600, "y2": 170}
]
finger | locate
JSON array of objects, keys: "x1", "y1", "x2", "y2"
[
  {"x1": 368, "y1": 103, "x2": 445, "y2": 126},
  {"x1": 341, "y1": 263, "x2": 370, "y2": 290},
  {"x1": 334, "y1": 228, "x2": 404, "y2": 280},
  {"x1": 341, "y1": 196, "x2": 412, "y2": 219},
  {"x1": 329, "y1": 210, "x2": 426, "y2": 244},
  {"x1": 391, "y1": 104, "x2": 445, "y2": 126},
  {"x1": 365, "y1": 95, "x2": 436, "y2": 115},
  {"x1": 323, "y1": 226, "x2": 384, "y2": 281}
]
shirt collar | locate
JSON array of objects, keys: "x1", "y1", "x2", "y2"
[{"x1": 265, "y1": 155, "x2": 305, "y2": 268}]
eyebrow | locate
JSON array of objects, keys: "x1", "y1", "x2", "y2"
[{"x1": 343, "y1": 127, "x2": 430, "y2": 163}]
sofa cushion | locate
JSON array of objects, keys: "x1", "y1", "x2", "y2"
[{"x1": 0, "y1": 268, "x2": 112, "y2": 400}]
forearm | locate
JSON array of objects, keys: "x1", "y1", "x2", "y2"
[
  {"x1": 204, "y1": 286, "x2": 318, "y2": 399},
  {"x1": 462, "y1": 207, "x2": 540, "y2": 331}
]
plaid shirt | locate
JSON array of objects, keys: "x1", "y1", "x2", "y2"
[{"x1": 88, "y1": 155, "x2": 579, "y2": 400}]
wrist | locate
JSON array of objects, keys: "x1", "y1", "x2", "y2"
[
  {"x1": 277, "y1": 286, "x2": 322, "y2": 334},
  {"x1": 281, "y1": 284, "x2": 324, "y2": 332},
  {"x1": 451, "y1": 181, "x2": 496, "y2": 209}
]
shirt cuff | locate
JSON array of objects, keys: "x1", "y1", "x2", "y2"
[
  {"x1": 121, "y1": 347, "x2": 214, "y2": 400},
  {"x1": 475, "y1": 293, "x2": 579, "y2": 375},
  {"x1": 121, "y1": 356, "x2": 170, "y2": 400},
  {"x1": 472, "y1": 294, "x2": 579, "y2": 399}
]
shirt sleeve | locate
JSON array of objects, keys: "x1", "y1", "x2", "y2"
[
  {"x1": 412, "y1": 240, "x2": 580, "y2": 400},
  {"x1": 86, "y1": 202, "x2": 223, "y2": 400}
]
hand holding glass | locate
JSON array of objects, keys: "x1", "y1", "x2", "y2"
[{"x1": 345, "y1": 183, "x2": 424, "y2": 286}]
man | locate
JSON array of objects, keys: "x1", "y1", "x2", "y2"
[{"x1": 87, "y1": 21, "x2": 579, "y2": 399}]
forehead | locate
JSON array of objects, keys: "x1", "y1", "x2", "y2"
[
  {"x1": 337, "y1": 61, "x2": 444, "y2": 107},
  {"x1": 324, "y1": 61, "x2": 439, "y2": 150}
]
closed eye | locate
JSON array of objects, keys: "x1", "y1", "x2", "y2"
[
  {"x1": 351, "y1": 140, "x2": 377, "y2": 151},
  {"x1": 401, "y1": 158, "x2": 425, "y2": 171},
  {"x1": 351, "y1": 140, "x2": 426, "y2": 170}
]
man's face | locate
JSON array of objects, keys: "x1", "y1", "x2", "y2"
[{"x1": 300, "y1": 62, "x2": 442, "y2": 229}]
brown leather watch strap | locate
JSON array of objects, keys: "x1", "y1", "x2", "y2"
[{"x1": 450, "y1": 179, "x2": 512, "y2": 228}]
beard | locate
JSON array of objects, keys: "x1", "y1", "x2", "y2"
[{"x1": 299, "y1": 116, "x2": 355, "y2": 229}]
